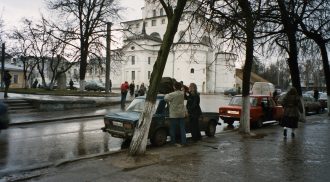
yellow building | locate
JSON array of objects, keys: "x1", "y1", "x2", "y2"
[{"x1": 1, "y1": 64, "x2": 25, "y2": 88}]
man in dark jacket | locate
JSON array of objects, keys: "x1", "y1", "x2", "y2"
[{"x1": 3, "y1": 70, "x2": 12, "y2": 98}]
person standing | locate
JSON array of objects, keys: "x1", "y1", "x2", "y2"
[
  {"x1": 69, "y1": 79, "x2": 74, "y2": 90},
  {"x1": 129, "y1": 81, "x2": 135, "y2": 97},
  {"x1": 3, "y1": 70, "x2": 12, "y2": 98},
  {"x1": 164, "y1": 82, "x2": 187, "y2": 146},
  {"x1": 138, "y1": 83, "x2": 146, "y2": 96},
  {"x1": 32, "y1": 79, "x2": 38, "y2": 88},
  {"x1": 109, "y1": 79, "x2": 112, "y2": 92},
  {"x1": 281, "y1": 87, "x2": 303, "y2": 138},
  {"x1": 185, "y1": 83, "x2": 202, "y2": 142},
  {"x1": 313, "y1": 88, "x2": 319, "y2": 101},
  {"x1": 120, "y1": 81, "x2": 129, "y2": 109}
]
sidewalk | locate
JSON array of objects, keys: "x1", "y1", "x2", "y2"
[{"x1": 3, "y1": 113, "x2": 330, "y2": 182}]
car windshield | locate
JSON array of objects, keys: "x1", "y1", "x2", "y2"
[
  {"x1": 126, "y1": 98, "x2": 160, "y2": 112},
  {"x1": 229, "y1": 96, "x2": 258, "y2": 107}
]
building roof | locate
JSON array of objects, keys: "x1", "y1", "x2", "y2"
[
  {"x1": 235, "y1": 68, "x2": 270, "y2": 84},
  {"x1": 125, "y1": 33, "x2": 162, "y2": 43}
]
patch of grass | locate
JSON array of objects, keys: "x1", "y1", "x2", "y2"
[{"x1": 1, "y1": 88, "x2": 120, "y2": 97}]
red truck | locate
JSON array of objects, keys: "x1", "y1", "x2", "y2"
[{"x1": 219, "y1": 95, "x2": 284, "y2": 128}]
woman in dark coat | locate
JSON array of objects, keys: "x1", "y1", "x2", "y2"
[
  {"x1": 185, "y1": 83, "x2": 202, "y2": 141},
  {"x1": 281, "y1": 87, "x2": 303, "y2": 137}
]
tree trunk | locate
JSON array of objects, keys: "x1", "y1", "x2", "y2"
[
  {"x1": 317, "y1": 41, "x2": 330, "y2": 116},
  {"x1": 276, "y1": 0, "x2": 302, "y2": 95},
  {"x1": 129, "y1": 0, "x2": 188, "y2": 156},
  {"x1": 238, "y1": 0, "x2": 254, "y2": 134},
  {"x1": 79, "y1": 49, "x2": 88, "y2": 91}
]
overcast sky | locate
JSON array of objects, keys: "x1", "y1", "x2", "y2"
[{"x1": 0, "y1": 0, "x2": 144, "y2": 30}]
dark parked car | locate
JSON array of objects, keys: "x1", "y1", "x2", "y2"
[
  {"x1": 318, "y1": 93, "x2": 328, "y2": 110},
  {"x1": 85, "y1": 81, "x2": 105, "y2": 91},
  {"x1": 278, "y1": 93, "x2": 321, "y2": 115},
  {"x1": 102, "y1": 95, "x2": 220, "y2": 146},
  {"x1": 0, "y1": 102, "x2": 10, "y2": 131},
  {"x1": 224, "y1": 88, "x2": 237, "y2": 96}
]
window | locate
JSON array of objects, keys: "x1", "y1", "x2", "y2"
[
  {"x1": 148, "y1": 57, "x2": 151, "y2": 64},
  {"x1": 161, "y1": 19, "x2": 166, "y2": 24},
  {"x1": 153, "y1": 10, "x2": 157, "y2": 17},
  {"x1": 148, "y1": 71, "x2": 151, "y2": 79},
  {"x1": 190, "y1": 68, "x2": 194, "y2": 74},
  {"x1": 132, "y1": 71, "x2": 135, "y2": 80},
  {"x1": 13, "y1": 75, "x2": 18, "y2": 84},
  {"x1": 160, "y1": 8, "x2": 164, "y2": 16},
  {"x1": 152, "y1": 20, "x2": 156, "y2": 26},
  {"x1": 131, "y1": 56, "x2": 135, "y2": 65}
]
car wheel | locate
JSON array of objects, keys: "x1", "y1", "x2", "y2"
[
  {"x1": 316, "y1": 107, "x2": 320, "y2": 114},
  {"x1": 224, "y1": 120, "x2": 234, "y2": 125},
  {"x1": 205, "y1": 121, "x2": 217, "y2": 137},
  {"x1": 305, "y1": 107, "x2": 309, "y2": 116},
  {"x1": 150, "y1": 128, "x2": 167, "y2": 147},
  {"x1": 256, "y1": 119, "x2": 263, "y2": 128},
  {"x1": 121, "y1": 139, "x2": 131, "y2": 149}
]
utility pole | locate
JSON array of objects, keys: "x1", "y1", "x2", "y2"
[
  {"x1": 1, "y1": 43, "x2": 5, "y2": 89},
  {"x1": 105, "y1": 22, "x2": 112, "y2": 93}
]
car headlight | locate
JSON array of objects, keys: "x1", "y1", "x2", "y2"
[{"x1": 123, "y1": 123, "x2": 133, "y2": 129}]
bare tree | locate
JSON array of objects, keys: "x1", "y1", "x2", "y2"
[
  {"x1": 0, "y1": 15, "x2": 4, "y2": 43},
  {"x1": 10, "y1": 26, "x2": 38, "y2": 88},
  {"x1": 298, "y1": 0, "x2": 330, "y2": 115},
  {"x1": 46, "y1": 0, "x2": 121, "y2": 91},
  {"x1": 129, "y1": 0, "x2": 188, "y2": 156},
  {"x1": 205, "y1": 0, "x2": 266, "y2": 133}
]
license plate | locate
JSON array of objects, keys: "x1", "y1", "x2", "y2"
[{"x1": 112, "y1": 121, "x2": 123, "y2": 127}]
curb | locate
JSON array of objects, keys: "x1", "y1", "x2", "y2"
[{"x1": 9, "y1": 114, "x2": 105, "y2": 126}]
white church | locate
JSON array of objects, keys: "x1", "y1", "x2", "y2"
[{"x1": 114, "y1": 0, "x2": 237, "y2": 93}]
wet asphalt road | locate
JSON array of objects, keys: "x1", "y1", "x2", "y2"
[{"x1": 0, "y1": 118, "x2": 123, "y2": 175}]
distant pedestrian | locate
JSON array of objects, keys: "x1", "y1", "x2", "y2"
[
  {"x1": 313, "y1": 88, "x2": 319, "y2": 101},
  {"x1": 3, "y1": 70, "x2": 12, "y2": 98},
  {"x1": 129, "y1": 81, "x2": 135, "y2": 97},
  {"x1": 32, "y1": 79, "x2": 38, "y2": 88},
  {"x1": 281, "y1": 87, "x2": 303, "y2": 138},
  {"x1": 185, "y1": 83, "x2": 202, "y2": 142},
  {"x1": 273, "y1": 89, "x2": 278, "y2": 103},
  {"x1": 69, "y1": 79, "x2": 74, "y2": 90},
  {"x1": 164, "y1": 82, "x2": 187, "y2": 146},
  {"x1": 120, "y1": 81, "x2": 129, "y2": 109},
  {"x1": 109, "y1": 79, "x2": 112, "y2": 92},
  {"x1": 138, "y1": 83, "x2": 146, "y2": 96}
]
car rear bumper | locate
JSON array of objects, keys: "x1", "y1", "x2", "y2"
[{"x1": 219, "y1": 115, "x2": 240, "y2": 122}]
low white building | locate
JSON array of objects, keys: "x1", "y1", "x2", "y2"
[{"x1": 116, "y1": 0, "x2": 237, "y2": 93}]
